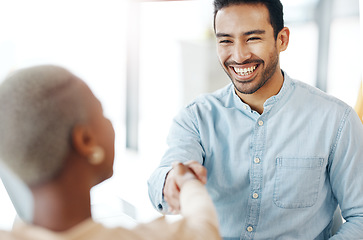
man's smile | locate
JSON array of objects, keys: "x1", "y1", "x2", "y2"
[
  {"x1": 228, "y1": 63, "x2": 261, "y2": 81},
  {"x1": 232, "y1": 65, "x2": 257, "y2": 76}
]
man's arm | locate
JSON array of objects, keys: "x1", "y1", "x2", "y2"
[
  {"x1": 329, "y1": 109, "x2": 363, "y2": 239},
  {"x1": 148, "y1": 106, "x2": 205, "y2": 213}
]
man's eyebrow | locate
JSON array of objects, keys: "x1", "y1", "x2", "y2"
[
  {"x1": 243, "y1": 30, "x2": 266, "y2": 36},
  {"x1": 216, "y1": 30, "x2": 266, "y2": 38},
  {"x1": 216, "y1": 33, "x2": 232, "y2": 38}
]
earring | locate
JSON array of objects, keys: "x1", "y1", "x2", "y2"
[{"x1": 88, "y1": 146, "x2": 105, "y2": 165}]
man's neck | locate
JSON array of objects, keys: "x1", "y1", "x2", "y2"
[{"x1": 237, "y1": 70, "x2": 284, "y2": 114}]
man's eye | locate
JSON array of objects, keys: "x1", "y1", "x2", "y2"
[
  {"x1": 248, "y1": 37, "x2": 261, "y2": 42},
  {"x1": 219, "y1": 40, "x2": 232, "y2": 44}
]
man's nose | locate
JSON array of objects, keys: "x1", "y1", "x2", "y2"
[{"x1": 232, "y1": 43, "x2": 251, "y2": 63}]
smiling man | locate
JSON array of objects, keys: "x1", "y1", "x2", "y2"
[
  {"x1": 215, "y1": 2, "x2": 288, "y2": 114},
  {"x1": 148, "y1": 0, "x2": 363, "y2": 239}
]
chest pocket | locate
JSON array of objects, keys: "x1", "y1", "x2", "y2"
[{"x1": 273, "y1": 157, "x2": 324, "y2": 209}]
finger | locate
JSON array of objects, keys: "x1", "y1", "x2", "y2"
[
  {"x1": 164, "y1": 186, "x2": 180, "y2": 211},
  {"x1": 163, "y1": 170, "x2": 181, "y2": 212},
  {"x1": 172, "y1": 162, "x2": 194, "y2": 178},
  {"x1": 185, "y1": 160, "x2": 207, "y2": 184},
  {"x1": 172, "y1": 161, "x2": 185, "y2": 173},
  {"x1": 172, "y1": 162, "x2": 198, "y2": 188}
]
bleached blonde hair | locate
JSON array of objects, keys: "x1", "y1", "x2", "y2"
[{"x1": 0, "y1": 65, "x2": 89, "y2": 186}]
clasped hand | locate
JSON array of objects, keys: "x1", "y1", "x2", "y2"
[{"x1": 163, "y1": 160, "x2": 207, "y2": 213}]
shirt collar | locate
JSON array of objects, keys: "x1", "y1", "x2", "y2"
[
  {"x1": 231, "y1": 70, "x2": 294, "y2": 112},
  {"x1": 264, "y1": 70, "x2": 293, "y2": 108}
]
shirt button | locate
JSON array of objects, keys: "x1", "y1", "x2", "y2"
[
  {"x1": 247, "y1": 226, "x2": 253, "y2": 232},
  {"x1": 243, "y1": 105, "x2": 247, "y2": 110},
  {"x1": 252, "y1": 193, "x2": 259, "y2": 199},
  {"x1": 258, "y1": 120, "x2": 264, "y2": 126},
  {"x1": 254, "y1": 157, "x2": 260, "y2": 164}
]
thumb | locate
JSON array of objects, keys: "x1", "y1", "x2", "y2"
[{"x1": 185, "y1": 160, "x2": 207, "y2": 184}]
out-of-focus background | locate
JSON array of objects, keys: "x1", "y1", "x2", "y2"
[{"x1": 0, "y1": 0, "x2": 361, "y2": 230}]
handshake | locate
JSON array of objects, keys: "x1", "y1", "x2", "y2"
[{"x1": 163, "y1": 161, "x2": 208, "y2": 213}]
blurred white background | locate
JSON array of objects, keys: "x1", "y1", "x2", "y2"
[{"x1": 0, "y1": 0, "x2": 361, "y2": 231}]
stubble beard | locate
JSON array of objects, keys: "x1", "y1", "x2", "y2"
[{"x1": 224, "y1": 50, "x2": 280, "y2": 95}]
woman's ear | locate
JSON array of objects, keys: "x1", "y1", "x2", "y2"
[
  {"x1": 72, "y1": 124, "x2": 95, "y2": 157},
  {"x1": 277, "y1": 27, "x2": 290, "y2": 53}
]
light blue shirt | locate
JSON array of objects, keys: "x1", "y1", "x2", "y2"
[{"x1": 148, "y1": 72, "x2": 363, "y2": 239}]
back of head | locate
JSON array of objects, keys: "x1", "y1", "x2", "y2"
[
  {"x1": 0, "y1": 65, "x2": 88, "y2": 186},
  {"x1": 213, "y1": 0, "x2": 284, "y2": 38}
]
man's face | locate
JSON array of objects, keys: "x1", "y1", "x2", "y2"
[{"x1": 215, "y1": 3, "x2": 281, "y2": 95}]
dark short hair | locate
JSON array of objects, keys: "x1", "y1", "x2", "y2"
[{"x1": 213, "y1": 0, "x2": 284, "y2": 39}]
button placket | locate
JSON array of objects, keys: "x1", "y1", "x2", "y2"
[{"x1": 243, "y1": 118, "x2": 266, "y2": 238}]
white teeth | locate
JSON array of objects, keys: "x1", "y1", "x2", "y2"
[{"x1": 234, "y1": 66, "x2": 257, "y2": 76}]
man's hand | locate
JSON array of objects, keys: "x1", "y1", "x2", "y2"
[{"x1": 163, "y1": 160, "x2": 207, "y2": 213}]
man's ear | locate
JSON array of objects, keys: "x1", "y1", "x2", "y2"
[
  {"x1": 72, "y1": 124, "x2": 95, "y2": 157},
  {"x1": 277, "y1": 27, "x2": 290, "y2": 52}
]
